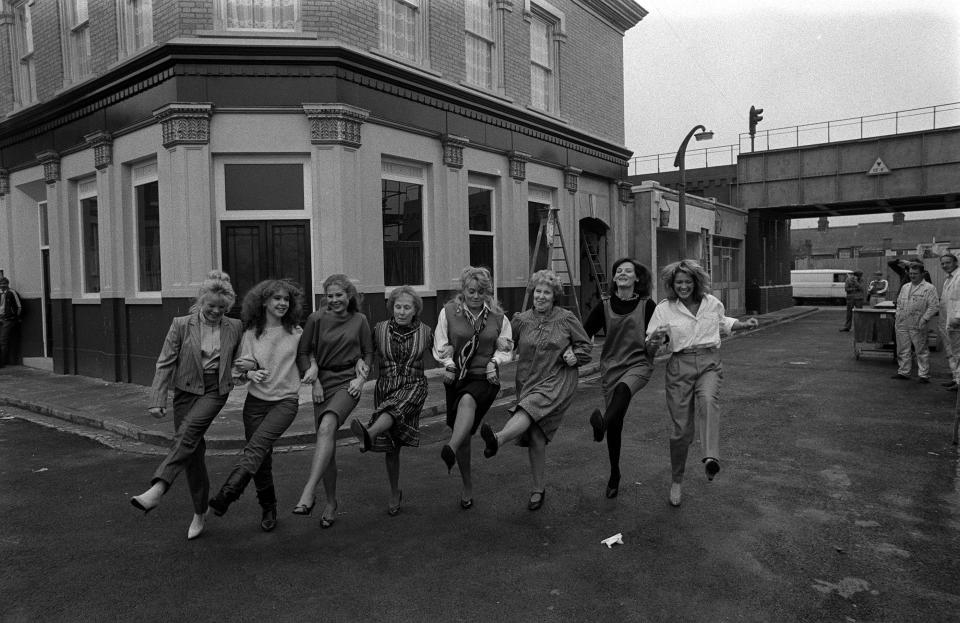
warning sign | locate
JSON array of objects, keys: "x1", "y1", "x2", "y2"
[{"x1": 866, "y1": 158, "x2": 891, "y2": 176}]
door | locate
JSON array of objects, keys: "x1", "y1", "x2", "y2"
[{"x1": 221, "y1": 220, "x2": 312, "y2": 321}]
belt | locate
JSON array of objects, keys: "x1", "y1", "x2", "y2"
[{"x1": 675, "y1": 345, "x2": 718, "y2": 355}]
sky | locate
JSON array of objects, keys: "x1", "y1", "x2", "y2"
[{"x1": 621, "y1": 0, "x2": 960, "y2": 228}]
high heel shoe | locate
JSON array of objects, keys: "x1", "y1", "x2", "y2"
[
  {"x1": 480, "y1": 423, "x2": 499, "y2": 458},
  {"x1": 704, "y1": 457, "x2": 720, "y2": 481},
  {"x1": 605, "y1": 475, "x2": 620, "y2": 499},
  {"x1": 441, "y1": 445, "x2": 456, "y2": 473},
  {"x1": 589, "y1": 408, "x2": 606, "y2": 442},
  {"x1": 350, "y1": 419, "x2": 371, "y2": 452},
  {"x1": 387, "y1": 491, "x2": 403, "y2": 517},
  {"x1": 527, "y1": 490, "x2": 545, "y2": 511},
  {"x1": 320, "y1": 500, "x2": 339, "y2": 529},
  {"x1": 292, "y1": 497, "x2": 316, "y2": 515},
  {"x1": 130, "y1": 482, "x2": 165, "y2": 514},
  {"x1": 187, "y1": 512, "x2": 206, "y2": 540},
  {"x1": 669, "y1": 482, "x2": 682, "y2": 507}
]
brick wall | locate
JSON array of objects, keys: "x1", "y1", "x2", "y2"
[
  {"x1": 30, "y1": 0, "x2": 63, "y2": 103},
  {"x1": 0, "y1": 0, "x2": 628, "y2": 144},
  {"x1": 0, "y1": 10, "x2": 14, "y2": 116},
  {"x1": 89, "y1": 1, "x2": 119, "y2": 75}
]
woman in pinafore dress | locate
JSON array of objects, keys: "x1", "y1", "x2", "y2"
[
  {"x1": 292, "y1": 274, "x2": 373, "y2": 528},
  {"x1": 583, "y1": 258, "x2": 657, "y2": 499},
  {"x1": 349, "y1": 285, "x2": 432, "y2": 516},
  {"x1": 433, "y1": 266, "x2": 513, "y2": 509},
  {"x1": 480, "y1": 270, "x2": 591, "y2": 511}
]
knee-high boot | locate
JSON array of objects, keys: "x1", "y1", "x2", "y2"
[
  {"x1": 208, "y1": 467, "x2": 252, "y2": 517},
  {"x1": 257, "y1": 485, "x2": 277, "y2": 532}
]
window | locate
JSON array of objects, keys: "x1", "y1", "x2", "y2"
[
  {"x1": 701, "y1": 228, "x2": 711, "y2": 272},
  {"x1": 526, "y1": 1, "x2": 564, "y2": 113},
  {"x1": 468, "y1": 186, "x2": 495, "y2": 278},
  {"x1": 133, "y1": 163, "x2": 161, "y2": 293},
  {"x1": 117, "y1": 0, "x2": 153, "y2": 56},
  {"x1": 382, "y1": 178, "x2": 424, "y2": 286},
  {"x1": 379, "y1": 0, "x2": 427, "y2": 65},
  {"x1": 78, "y1": 179, "x2": 100, "y2": 294},
  {"x1": 215, "y1": 0, "x2": 300, "y2": 31},
  {"x1": 464, "y1": 0, "x2": 495, "y2": 90},
  {"x1": 11, "y1": 1, "x2": 37, "y2": 106},
  {"x1": 224, "y1": 164, "x2": 304, "y2": 211},
  {"x1": 61, "y1": 0, "x2": 91, "y2": 82}
]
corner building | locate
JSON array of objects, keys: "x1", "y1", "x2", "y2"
[{"x1": 0, "y1": 0, "x2": 646, "y2": 384}]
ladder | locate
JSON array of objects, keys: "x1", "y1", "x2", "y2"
[
  {"x1": 523, "y1": 206, "x2": 582, "y2": 320},
  {"x1": 582, "y1": 237, "x2": 608, "y2": 297}
]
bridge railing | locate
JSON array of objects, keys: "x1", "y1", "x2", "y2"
[
  {"x1": 738, "y1": 101, "x2": 960, "y2": 153},
  {"x1": 628, "y1": 143, "x2": 740, "y2": 176}
]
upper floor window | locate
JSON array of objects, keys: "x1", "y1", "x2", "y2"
[
  {"x1": 61, "y1": 0, "x2": 92, "y2": 83},
  {"x1": 11, "y1": 0, "x2": 37, "y2": 106},
  {"x1": 216, "y1": 0, "x2": 301, "y2": 31},
  {"x1": 526, "y1": 1, "x2": 564, "y2": 114},
  {"x1": 379, "y1": 0, "x2": 428, "y2": 66},
  {"x1": 464, "y1": 0, "x2": 495, "y2": 90},
  {"x1": 117, "y1": 0, "x2": 153, "y2": 56}
]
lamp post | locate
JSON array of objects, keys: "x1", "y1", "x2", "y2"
[{"x1": 673, "y1": 125, "x2": 713, "y2": 259}]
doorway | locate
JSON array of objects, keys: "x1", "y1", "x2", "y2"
[{"x1": 221, "y1": 220, "x2": 312, "y2": 321}]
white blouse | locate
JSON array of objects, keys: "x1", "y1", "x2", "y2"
[{"x1": 646, "y1": 294, "x2": 737, "y2": 353}]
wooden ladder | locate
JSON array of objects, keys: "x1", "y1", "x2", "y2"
[
  {"x1": 582, "y1": 237, "x2": 608, "y2": 297},
  {"x1": 523, "y1": 206, "x2": 582, "y2": 320}
]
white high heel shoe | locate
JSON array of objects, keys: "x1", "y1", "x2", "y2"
[
  {"x1": 187, "y1": 512, "x2": 206, "y2": 540},
  {"x1": 131, "y1": 483, "x2": 165, "y2": 513},
  {"x1": 669, "y1": 483, "x2": 682, "y2": 507}
]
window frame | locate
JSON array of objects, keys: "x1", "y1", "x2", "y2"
[
  {"x1": 117, "y1": 0, "x2": 154, "y2": 57},
  {"x1": 77, "y1": 177, "x2": 100, "y2": 297},
  {"x1": 213, "y1": 155, "x2": 311, "y2": 221},
  {"x1": 467, "y1": 182, "x2": 496, "y2": 284},
  {"x1": 381, "y1": 161, "x2": 428, "y2": 289},
  {"x1": 378, "y1": 0, "x2": 430, "y2": 69},
  {"x1": 214, "y1": 0, "x2": 302, "y2": 33},
  {"x1": 10, "y1": 0, "x2": 37, "y2": 107},
  {"x1": 524, "y1": 0, "x2": 565, "y2": 114},
  {"x1": 131, "y1": 162, "x2": 161, "y2": 296},
  {"x1": 60, "y1": 0, "x2": 92, "y2": 84},
  {"x1": 463, "y1": 0, "x2": 498, "y2": 92}
]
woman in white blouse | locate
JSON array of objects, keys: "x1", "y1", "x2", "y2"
[{"x1": 645, "y1": 260, "x2": 757, "y2": 507}]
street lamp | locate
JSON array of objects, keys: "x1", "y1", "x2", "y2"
[{"x1": 673, "y1": 125, "x2": 713, "y2": 259}]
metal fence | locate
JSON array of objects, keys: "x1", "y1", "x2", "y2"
[
  {"x1": 628, "y1": 102, "x2": 960, "y2": 177},
  {"x1": 739, "y1": 102, "x2": 960, "y2": 153},
  {"x1": 628, "y1": 143, "x2": 740, "y2": 176}
]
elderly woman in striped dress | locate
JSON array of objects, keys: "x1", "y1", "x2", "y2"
[
  {"x1": 350, "y1": 286, "x2": 432, "y2": 516},
  {"x1": 480, "y1": 270, "x2": 592, "y2": 511}
]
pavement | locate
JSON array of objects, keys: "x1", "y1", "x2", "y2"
[{"x1": 0, "y1": 306, "x2": 819, "y2": 452}]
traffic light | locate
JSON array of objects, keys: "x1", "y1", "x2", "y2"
[{"x1": 749, "y1": 105, "x2": 764, "y2": 136}]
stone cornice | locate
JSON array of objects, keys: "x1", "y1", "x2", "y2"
[
  {"x1": 35, "y1": 150, "x2": 60, "y2": 184},
  {"x1": 152, "y1": 103, "x2": 213, "y2": 148},
  {"x1": 575, "y1": 0, "x2": 648, "y2": 31},
  {"x1": 84, "y1": 131, "x2": 113, "y2": 169},
  {"x1": 302, "y1": 103, "x2": 369, "y2": 147}
]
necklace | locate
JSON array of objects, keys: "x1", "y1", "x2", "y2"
[{"x1": 618, "y1": 292, "x2": 638, "y2": 302}]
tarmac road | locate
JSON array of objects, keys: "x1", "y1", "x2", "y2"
[{"x1": 1, "y1": 308, "x2": 959, "y2": 622}]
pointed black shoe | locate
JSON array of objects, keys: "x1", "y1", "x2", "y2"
[
  {"x1": 258, "y1": 485, "x2": 278, "y2": 532},
  {"x1": 480, "y1": 423, "x2": 499, "y2": 458},
  {"x1": 350, "y1": 419, "x2": 371, "y2": 452},
  {"x1": 590, "y1": 409, "x2": 606, "y2": 442}
]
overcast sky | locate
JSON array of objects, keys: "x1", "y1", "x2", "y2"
[{"x1": 622, "y1": 0, "x2": 960, "y2": 228}]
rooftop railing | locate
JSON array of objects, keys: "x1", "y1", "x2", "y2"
[{"x1": 629, "y1": 144, "x2": 740, "y2": 176}]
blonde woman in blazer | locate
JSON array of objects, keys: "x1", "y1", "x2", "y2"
[{"x1": 130, "y1": 271, "x2": 243, "y2": 540}]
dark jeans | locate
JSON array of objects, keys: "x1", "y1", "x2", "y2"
[
  {"x1": 0, "y1": 319, "x2": 19, "y2": 367},
  {"x1": 843, "y1": 298, "x2": 864, "y2": 330},
  {"x1": 238, "y1": 394, "x2": 300, "y2": 498},
  {"x1": 152, "y1": 373, "x2": 228, "y2": 514}
]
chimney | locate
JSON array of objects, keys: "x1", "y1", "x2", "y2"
[
  {"x1": 892, "y1": 212, "x2": 905, "y2": 225},
  {"x1": 817, "y1": 216, "x2": 828, "y2": 232}
]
